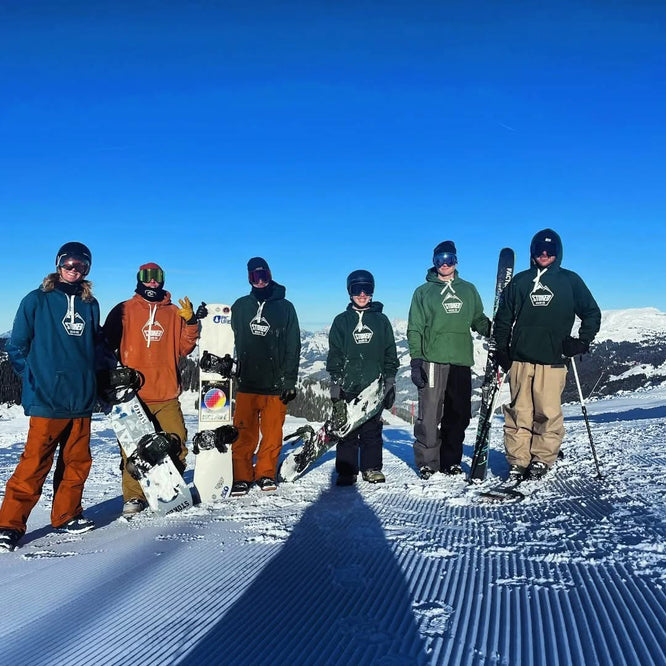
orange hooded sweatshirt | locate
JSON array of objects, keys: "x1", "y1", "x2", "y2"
[{"x1": 103, "y1": 292, "x2": 198, "y2": 403}]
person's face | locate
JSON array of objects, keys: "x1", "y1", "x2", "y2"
[
  {"x1": 351, "y1": 292, "x2": 372, "y2": 308},
  {"x1": 534, "y1": 251, "x2": 556, "y2": 268},
  {"x1": 58, "y1": 260, "x2": 88, "y2": 284},
  {"x1": 249, "y1": 268, "x2": 271, "y2": 288},
  {"x1": 436, "y1": 263, "x2": 456, "y2": 280},
  {"x1": 142, "y1": 278, "x2": 161, "y2": 288}
]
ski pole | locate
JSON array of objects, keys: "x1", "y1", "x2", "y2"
[{"x1": 570, "y1": 356, "x2": 603, "y2": 480}]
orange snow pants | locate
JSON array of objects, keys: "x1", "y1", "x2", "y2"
[
  {"x1": 0, "y1": 416, "x2": 92, "y2": 533},
  {"x1": 232, "y1": 392, "x2": 287, "y2": 482}
]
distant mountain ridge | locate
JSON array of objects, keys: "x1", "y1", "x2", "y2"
[{"x1": 298, "y1": 307, "x2": 666, "y2": 413}]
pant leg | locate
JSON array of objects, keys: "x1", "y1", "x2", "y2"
[
  {"x1": 336, "y1": 430, "x2": 361, "y2": 476},
  {"x1": 359, "y1": 414, "x2": 384, "y2": 472},
  {"x1": 413, "y1": 362, "x2": 449, "y2": 470},
  {"x1": 530, "y1": 364, "x2": 568, "y2": 466},
  {"x1": 232, "y1": 392, "x2": 261, "y2": 482},
  {"x1": 254, "y1": 395, "x2": 288, "y2": 480},
  {"x1": 0, "y1": 417, "x2": 68, "y2": 533},
  {"x1": 440, "y1": 365, "x2": 472, "y2": 470},
  {"x1": 51, "y1": 417, "x2": 92, "y2": 528},
  {"x1": 502, "y1": 361, "x2": 536, "y2": 468},
  {"x1": 147, "y1": 399, "x2": 189, "y2": 473}
]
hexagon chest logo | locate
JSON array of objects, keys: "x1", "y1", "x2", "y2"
[
  {"x1": 250, "y1": 317, "x2": 270, "y2": 336},
  {"x1": 353, "y1": 323, "x2": 374, "y2": 344},
  {"x1": 441, "y1": 293, "x2": 463, "y2": 314},
  {"x1": 62, "y1": 312, "x2": 86, "y2": 336},
  {"x1": 530, "y1": 282, "x2": 554, "y2": 307},
  {"x1": 142, "y1": 320, "x2": 165, "y2": 342}
]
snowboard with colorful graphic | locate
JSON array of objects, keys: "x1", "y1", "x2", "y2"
[
  {"x1": 194, "y1": 303, "x2": 237, "y2": 502},
  {"x1": 278, "y1": 377, "x2": 385, "y2": 483},
  {"x1": 102, "y1": 368, "x2": 193, "y2": 515}
]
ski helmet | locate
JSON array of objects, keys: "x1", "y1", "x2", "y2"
[
  {"x1": 346, "y1": 269, "x2": 374, "y2": 296},
  {"x1": 55, "y1": 242, "x2": 92, "y2": 273}
]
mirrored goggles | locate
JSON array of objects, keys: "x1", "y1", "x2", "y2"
[
  {"x1": 249, "y1": 268, "x2": 271, "y2": 285},
  {"x1": 433, "y1": 252, "x2": 457, "y2": 268},
  {"x1": 58, "y1": 257, "x2": 90, "y2": 276},
  {"x1": 533, "y1": 241, "x2": 556, "y2": 257},
  {"x1": 349, "y1": 283, "x2": 373, "y2": 296},
  {"x1": 138, "y1": 267, "x2": 164, "y2": 283}
]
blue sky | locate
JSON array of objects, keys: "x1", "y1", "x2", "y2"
[{"x1": 2, "y1": 0, "x2": 664, "y2": 333}]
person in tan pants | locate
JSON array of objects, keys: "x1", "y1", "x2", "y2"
[
  {"x1": 494, "y1": 229, "x2": 601, "y2": 482},
  {"x1": 103, "y1": 262, "x2": 199, "y2": 516}
]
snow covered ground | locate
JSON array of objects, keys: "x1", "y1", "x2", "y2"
[{"x1": 1, "y1": 383, "x2": 665, "y2": 665}]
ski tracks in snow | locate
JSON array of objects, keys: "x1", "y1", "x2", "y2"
[{"x1": 1, "y1": 394, "x2": 666, "y2": 665}]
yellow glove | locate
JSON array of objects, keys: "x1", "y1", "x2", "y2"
[{"x1": 177, "y1": 297, "x2": 195, "y2": 324}]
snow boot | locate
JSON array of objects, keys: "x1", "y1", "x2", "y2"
[
  {"x1": 527, "y1": 461, "x2": 549, "y2": 481},
  {"x1": 58, "y1": 515, "x2": 95, "y2": 534},
  {"x1": 231, "y1": 480, "x2": 251, "y2": 497},
  {"x1": 362, "y1": 469, "x2": 386, "y2": 484},
  {"x1": 0, "y1": 529, "x2": 21, "y2": 553}
]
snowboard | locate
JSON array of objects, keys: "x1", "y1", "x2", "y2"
[
  {"x1": 102, "y1": 368, "x2": 194, "y2": 515},
  {"x1": 194, "y1": 303, "x2": 236, "y2": 502},
  {"x1": 279, "y1": 377, "x2": 385, "y2": 483},
  {"x1": 468, "y1": 248, "x2": 515, "y2": 482}
]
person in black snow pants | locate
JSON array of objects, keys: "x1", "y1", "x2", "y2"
[{"x1": 326, "y1": 270, "x2": 399, "y2": 486}]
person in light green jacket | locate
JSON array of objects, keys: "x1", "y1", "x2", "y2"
[{"x1": 408, "y1": 241, "x2": 490, "y2": 479}]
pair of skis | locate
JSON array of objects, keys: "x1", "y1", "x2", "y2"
[{"x1": 468, "y1": 247, "x2": 515, "y2": 501}]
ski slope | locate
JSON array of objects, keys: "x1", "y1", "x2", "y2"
[{"x1": 0, "y1": 385, "x2": 665, "y2": 665}]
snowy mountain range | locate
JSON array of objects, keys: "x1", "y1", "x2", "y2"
[{"x1": 298, "y1": 307, "x2": 666, "y2": 409}]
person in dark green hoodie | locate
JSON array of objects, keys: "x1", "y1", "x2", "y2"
[
  {"x1": 326, "y1": 270, "x2": 399, "y2": 486},
  {"x1": 493, "y1": 229, "x2": 601, "y2": 482},
  {"x1": 230, "y1": 257, "x2": 301, "y2": 496},
  {"x1": 408, "y1": 241, "x2": 491, "y2": 480}
]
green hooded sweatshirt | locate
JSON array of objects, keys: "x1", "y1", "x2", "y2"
[
  {"x1": 231, "y1": 282, "x2": 301, "y2": 394},
  {"x1": 407, "y1": 269, "x2": 490, "y2": 367},
  {"x1": 493, "y1": 228, "x2": 601, "y2": 365},
  {"x1": 326, "y1": 301, "x2": 399, "y2": 397}
]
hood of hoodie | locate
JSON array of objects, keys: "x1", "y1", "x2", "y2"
[{"x1": 529, "y1": 228, "x2": 563, "y2": 268}]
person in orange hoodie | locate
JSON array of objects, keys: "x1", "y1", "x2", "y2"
[{"x1": 103, "y1": 262, "x2": 199, "y2": 516}]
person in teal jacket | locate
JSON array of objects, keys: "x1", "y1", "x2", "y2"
[
  {"x1": 0, "y1": 242, "x2": 112, "y2": 553},
  {"x1": 230, "y1": 257, "x2": 301, "y2": 495},
  {"x1": 327, "y1": 270, "x2": 399, "y2": 485},
  {"x1": 493, "y1": 228, "x2": 601, "y2": 482},
  {"x1": 408, "y1": 241, "x2": 491, "y2": 479}
]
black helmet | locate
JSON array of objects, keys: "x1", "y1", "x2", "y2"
[
  {"x1": 346, "y1": 269, "x2": 374, "y2": 296},
  {"x1": 56, "y1": 242, "x2": 92, "y2": 269}
]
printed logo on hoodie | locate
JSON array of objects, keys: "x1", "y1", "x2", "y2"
[
  {"x1": 530, "y1": 281, "x2": 554, "y2": 307},
  {"x1": 62, "y1": 312, "x2": 86, "y2": 336},
  {"x1": 142, "y1": 319, "x2": 165, "y2": 343},
  {"x1": 441, "y1": 292, "x2": 463, "y2": 314},
  {"x1": 353, "y1": 322, "x2": 374, "y2": 344}
]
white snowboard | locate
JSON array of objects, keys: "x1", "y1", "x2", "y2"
[
  {"x1": 109, "y1": 393, "x2": 193, "y2": 515},
  {"x1": 194, "y1": 303, "x2": 235, "y2": 502}
]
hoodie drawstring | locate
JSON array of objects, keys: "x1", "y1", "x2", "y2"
[
  {"x1": 531, "y1": 268, "x2": 548, "y2": 295},
  {"x1": 146, "y1": 304, "x2": 157, "y2": 348}
]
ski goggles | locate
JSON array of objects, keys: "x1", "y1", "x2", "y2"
[
  {"x1": 433, "y1": 252, "x2": 457, "y2": 268},
  {"x1": 532, "y1": 241, "x2": 557, "y2": 257},
  {"x1": 349, "y1": 282, "x2": 373, "y2": 296},
  {"x1": 248, "y1": 268, "x2": 272, "y2": 285},
  {"x1": 138, "y1": 267, "x2": 165, "y2": 283},
  {"x1": 58, "y1": 257, "x2": 90, "y2": 276}
]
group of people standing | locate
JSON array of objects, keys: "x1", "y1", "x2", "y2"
[{"x1": 0, "y1": 228, "x2": 600, "y2": 552}]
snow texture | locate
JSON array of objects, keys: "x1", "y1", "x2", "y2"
[{"x1": 1, "y1": 385, "x2": 666, "y2": 665}]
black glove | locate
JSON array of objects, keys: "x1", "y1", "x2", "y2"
[
  {"x1": 195, "y1": 302, "x2": 208, "y2": 320},
  {"x1": 280, "y1": 388, "x2": 297, "y2": 405},
  {"x1": 331, "y1": 399, "x2": 347, "y2": 430},
  {"x1": 410, "y1": 358, "x2": 427, "y2": 389},
  {"x1": 495, "y1": 349, "x2": 512, "y2": 373},
  {"x1": 562, "y1": 336, "x2": 589, "y2": 357},
  {"x1": 383, "y1": 378, "x2": 396, "y2": 410}
]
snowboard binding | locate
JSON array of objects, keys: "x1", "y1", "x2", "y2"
[
  {"x1": 200, "y1": 351, "x2": 236, "y2": 378},
  {"x1": 124, "y1": 431, "x2": 178, "y2": 479},
  {"x1": 98, "y1": 367, "x2": 144, "y2": 405},
  {"x1": 192, "y1": 425, "x2": 239, "y2": 454}
]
